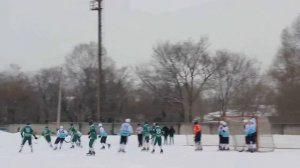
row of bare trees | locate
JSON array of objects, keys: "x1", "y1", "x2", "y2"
[{"x1": 0, "y1": 15, "x2": 299, "y2": 124}]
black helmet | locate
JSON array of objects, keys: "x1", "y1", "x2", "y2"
[{"x1": 89, "y1": 120, "x2": 93, "y2": 125}]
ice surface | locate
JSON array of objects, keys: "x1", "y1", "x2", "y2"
[{"x1": 1, "y1": 131, "x2": 299, "y2": 168}]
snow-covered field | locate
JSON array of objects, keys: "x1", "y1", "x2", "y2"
[{"x1": 1, "y1": 131, "x2": 299, "y2": 168}]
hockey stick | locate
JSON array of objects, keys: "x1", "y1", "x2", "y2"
[{"x1": 64, "y1": 135, "x2": 72, "y2": 143}]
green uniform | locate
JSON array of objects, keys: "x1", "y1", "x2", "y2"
[
  {"x1": 88, "y1": 124, "x2": 97, "y2": 148},
  {"x1": 41, "y1": 127, "x2": 53, "y2": 142},
  {"x1": 20, "y1": 125, "x2": 34, "y2": 145},
  {"x1": 19, "y1": 125, "x2": 37, "y2": 152},
  {"x1": 153, "y1": 125, "x2": 163, "y2": 146},
  {"x1": 69, "y1": 126, "x2": 80, "y2": 143},
  {"x1": 143, "y1": 124, "x2": 151, "y2": 138}
]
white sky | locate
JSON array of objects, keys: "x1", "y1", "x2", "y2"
[{"x1": 0, "y1": 0, "x2": 299, "y2": 71}]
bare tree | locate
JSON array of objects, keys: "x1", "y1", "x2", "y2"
[
  {"x1": 64, "y1": 42, "x2": 132, "y2": 122},
  {"x1": 137, "y1": 38, "x2": 217, "y2": 122},
  {"x1": 212, "y1": 50, "x2": 260, "y2": 116},
  {"x1": 33, "y1": 67, "x2": 62, "y2": 122},
  {"x1": 269, "y1": 14, "x2": 300, "y2": 121},
  {"x1": 0, "y1": 65, "x2": 39, "y2": 124}
]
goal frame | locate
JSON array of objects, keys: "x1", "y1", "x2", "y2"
[
  {"x1": 219, "y1": 115, "x2": 259, "y2": 150},
  {"x1": 219, "y1": 115, "x2": 275, "y2": 152}
]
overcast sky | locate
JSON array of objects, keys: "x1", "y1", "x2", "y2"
[{"x1": 0, "y1": 0, "x2": 299, "y2": 71}]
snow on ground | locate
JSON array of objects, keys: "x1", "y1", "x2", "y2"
[{"x1": 1, "y1": 131, "x2": 300, "y2": 168}]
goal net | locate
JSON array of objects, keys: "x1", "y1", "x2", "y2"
[
  {"x1": 222, "y1": 116, "x2": 275, "y2": 152},
  {"x1": 184, "y1": 116, "x2": 275, "y2": 152}
]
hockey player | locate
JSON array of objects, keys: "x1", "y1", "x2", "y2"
[
  {"x1": 168, "y1": 126, "x2": 175, "y2": 145},
  {"x1": 218, "y1": 121, "x2": 230, "y2": 151},
  {"x1": 193, "y1": 121, "x2": 202, "y2": 151},
  {"x1": 162, "y1": 126, "x2": 169, "y2": 145},
  {"x1": 245, "y1": 118, "x2": 257, "y2": 152},
  {"x1": 53, "y1": 126, "x2": 68, "y2": 150},
  {"x1": 141, "y1": 122, "x2": 151, "y2": 151},
  {"x1": 218, "y1": 121, "x2": 223, "y2": 150},
  {"x1": 41, "y1": 126, "x2": 54, "y2": 148},
  {"x1": 151, "y1": 123, "x2": 164, "y2": 154},
  {"x1": 150, "y1": 123, "x2": 156, "y2": 144},
  {"x1": 76, "y1": 130, "x2": 82, "y2": 147},
  {"x1": 87, "y1": 121, "x2": 97, "y2": 155},
  {"x1": 69, "y1": 123, "x2": 81, "y2": 148},
  {"x1": 135, "y1": 123, "x2": 143, "y2": 147},
  {"x1": 118, "y1": 118, "x2": 133, "y2": 153},
  {"x1": 98, "y1": 123, "x2": 111, "y2": 149},
  {"x1": 19, "y1": 123, "x2": 38, "y2": 153}
]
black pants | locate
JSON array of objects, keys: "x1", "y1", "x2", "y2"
[
  {"x1": 220, "y1": 136, "x2": 229, "y2": 144},
  {"x1": 54, "y1": 137, "x2": 65, "y2": 144},
  {"x1": 246, "y1": 132, "x2": 257, "y2": 144},
  {"x1": 137, "y1": 134, "x2": 143, "y2": 146},
  {"x1": 194, "y1": 132, "x2": 201, "y2": 143},
  {"x1": 120, "y1": 136, "x2": 128, "y2": 144},
  {"x1": 100, "y1": 136, "x2": 107, "y2": 143}
]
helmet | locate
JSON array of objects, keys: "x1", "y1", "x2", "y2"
[
  {"x1": 26, "y1": 123, "x2": 30, "y2": 126},
  {"x1": 89, "y1": 120, "x2": 93, "y2": 125},
  {"x1": 220, "y1": 121, "x2": 227, "y2": 126},
  {"x1": 125, "y1": 118, "x2": 131, "y2": 123},
  {"x1": 60, "y1": 126, "x2": 63, "y2": 129},
  {"x1": 98, "y1": 123, "x2": 103, "y2": 127}
]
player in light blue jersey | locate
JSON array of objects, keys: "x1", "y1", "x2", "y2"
[
  {"x1": 218, "y1": 121, "x2": 230, "y2": 151},
  {"x1": 53, "y1": 126, "x2": 68, "y2": 150},
  {"x1": 98, "y1": 123, "x2": 111, "y2": 149},
  {"x1": 244, "y1": 118, "x2": 257, "y2": 152},
  {"x1": 118, "y1": 118, "x2": 133, "y2": 153}
]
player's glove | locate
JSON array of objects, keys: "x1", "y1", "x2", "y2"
[{"x1": 34, "y1": 136, "x2": 38, "y2": 139}]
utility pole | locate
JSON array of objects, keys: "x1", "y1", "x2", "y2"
[
  {"x1": 90, "y1": 0, "x2": 103, "y2": 121},
  {"x1": 56, "y1": 67, "x2": 63, "y2": 128}
]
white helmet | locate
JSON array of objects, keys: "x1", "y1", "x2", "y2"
[
  {"x1": 98, "y1": 123, "x2": 103, "y2": 127},
  {"x1": 243, "y1": 119, "x2": 249, "y2": 123},
  {"x1": 220, "y1": 121, "x2": 227, "y2": 126},
  {"x1": 60, "y1": 125, "x2": 63, "y2": 129},
  {"x1": 125, "y1": 118, "x2": 131, "y2": 123}
]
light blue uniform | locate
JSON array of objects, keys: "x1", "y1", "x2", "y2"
[
  {"x1": 120, "y1": 123, "x2": 133, "y2": 136},
  {"x1": 99, "y1": 127, "x2": 108, "y2": 137},
  {"x1": 245, "y1": 124, "x2": 256, "y2": 135},
  {"x1": 220, "y1": 126, "x2": 230, "y2": 137},
  {"x1": 57, "y1": 129, "x2": 67, "y2": 138}
]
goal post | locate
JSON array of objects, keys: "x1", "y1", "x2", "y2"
[
  {"x1": 184, "y1": 115, "x2": 275, "y2": 152},
  {"x1": 221, "y1": 115, "x2": 275, "y2": 152}
]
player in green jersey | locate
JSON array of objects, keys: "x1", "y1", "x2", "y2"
[
  {"x1": 69, "y1": 123, "x2": 82, "y2": 148},
  {"x1": 87, "y1": 121, "x2": 97, "y2": 155},
  {"x1": 141, "y1": 122, "x2": 151, "y2": 151},
  {"x1": 41, "y1": 126, "x2": 54, "y2": 148},
  {"x1": 19, "y1": 123, "x2": 38, "y2": 153},
  {"x1": 151, "y1": 123, "x2": 163, "y2": 154}
]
